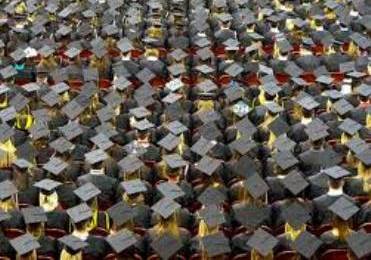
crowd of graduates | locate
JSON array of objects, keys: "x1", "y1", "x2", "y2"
[{"x1": 0, "y1": 0, "x2": 370, "y2": 259}]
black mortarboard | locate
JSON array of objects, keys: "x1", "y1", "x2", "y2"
[
  {"x1": 59, "y1": 121, "x2": 83, "y2": 141},
  {"x1": 43, "y1": 157, "x2": 68, "y2": 176},
  {"x1": 165, "y1": 78, "x2": 183, "y2": 92},
  {"x1": 10, "y1": 93, "x2": 29, "y2": 112},
  {"x1": 157, "y1": 182, "x2": 185, "y2": 200},
  {"x1": 129, "y1": 107, "x2": 151, "y2": 119},
  {"x1": 224, "y1": 85, "x2": 244, "y2": 103},
  {"x1": 296, "y1": 96, "x2": 320, "y2": 110},
  {"x1": 85, "y1": 149, "x2": 109, "y2": 165},
  {"x1": 151, "y1": 233, "x2": 183, "y2": 260},
  {"x1": 264, "y1": 101, "x2": 283, "y2": 114},
  {"x1": 29, "y1": 121, "x2": 49, "y2": 140},
  {"x1": 235, "y1": 117, "x2": 257, "y2": 137},
  {"x1": 0, "y1": 106, "x2": 16, "y2": 122},
  {"x1": 346, "y1": 137, "x2": 368, "y2": 155},
  {"x1": 132, "y1": 119, "x2": 155, "y2": 131},
  {"x1": 323, "y1": 166, "x2": 351, "y2": 180},
  {"x1": 136, "y1": 68, "x2": 155, "y2": 83},
  {"x1": 350, "y1": 32, "x2": 370, "y2": 49},
  {"x1": 273, "y1": 151, "x2": 299, "y2": 170},
  {"x1": 33, "y1": 178, "x2": 62, "y2": 192},
  {"x1": 0, "y1": 123, "x2": 15, "y2": 142},
  {"x1": 225, "y1": 63, "x2": 244, "y2": 77},
  {"x1": 10, "y1": 48, "x2": 26, "y2": 62},
  {"x1": 23, "y1": 82, "x2": 40, "y2": 93},
  {"x1": 118, "y1": 155, "x2": 144, "y2": 174},
  {"x1": 201, "y1": 232, "x2": 231, "y2": 258},
  {"x1": 165, "y1": 120, "x2": 188, "y2": 136},
  {"x1": 0, "y1": 66, "x2": 18, "y2": 79},
  {"x1": 107, "y1": 202, "x2": 134, "y2": 227},
  {"x1": 0, "y1": 180, "x2": 18, "y2": 200},
  {"x1": 198, "y1": 187, "x2": 226, "y2": 206},
  {"x1": 121, "y1": 179, "x2": 147, "y2": 195},
  {"x1": 231, "y1": 101, "x2": 250, "y2": 118},
  {"x1": 293, "y1": 231, "x2": 323, "y2": 259},
  {"x1": 13, "y1": 158, "x2": 32, "y2": 169},
  {"x1": 21, "y1": 206, "x2": 47, "y2": 224},
  {"x1": 90, "y1": 133, "x2": 114, "y2": 150},
  {"x1": 229, "y1": 136, "x2": 256, "y2": 155},
  {"x1": 244, "y1": 173, "x2": 269, "y2": 199},
  {"x1": 191, "y1": 137, "x2": 217, "y2": 156},
  {"x1": 195, "y1": 64, "x2": 214, "y2": 75},
  {"x1": 64, "y1": 47, "x2": 81, "y2": 59},
  {"x1": 281, "y1": 170, "x2": 308, "y2": 195},
  {"x1": 198, "y1": 205, "x2": 225, "y2": 227},
  {"x1": 67, "y1": 203, "x2": 93, "y2": 224},
  {"x1": 97, "y1": 106, "x2": 115, "y2": 123},
  {"x1": 113, "y1": 76, "x2": 132, "y2": 91},
  {"x1": 163, "y1": 153, "x2": 187, "y2": 169},
  {"x1": 170, "y1": 48, "x2": 188, "y2": 61},
  {"x1": 74, "y1": 182, "x2": 101, "y2": 202},
  {"x1": 197, "y1": 110, "x2": 221, "y2": 124},
  {"x1": 50, "y1": 137, "x2": 74, "y2": 154},
  {"x1": 267, "y1": 117, "x2": 289, "y2": 136},
  {"x1": 305, "y1": 125, "x2": 329, "y2": 142},
  {"x1": 10, "y1": 234, "x2": 40, "y2": 256},
  {"x1": 41, "y1": 90, "x2": 59, "y2": 107},
  {"x1": 328, "y1": 196, "x2": 359, "y2": 221},
  {"x1": 233, "y1": 204, "x2": 270, "y2": 228},
  {"x1": 273, "y1": 135, "x2": 296, "y2": 152},
  {"x1": 338, "y1": 118, "x2": 362, "y2": 135},
  {"x1": 247, "y1": 228, "x2": 278, "y2": 257},
  {"x1": 333, "y1": 99, "x2": 354, "y2": 116},
  {"x1": 195, "y1": 156, "x2": 222, "y2": 176},
  {"x1": 168, "y1": 63, "x2": 186, "y2": 77},
  {"x1": 262, "y1": 82, "x2": 281, "y2": 96},
  {"x1": 51, "y1": 82, "x2": 70, "y2": 94},
  {"x1": 316, "y1": 75, "x2": 334, "y2": 85},
  {"x1": 106, "y1": 229, "x2": 137, "y2": 254},
  {"x1": 197, "y1": 79, "x2": 218, "y2": 93},
  {"x1": 59, "y1": 235, "x2": 88, "y2": 253},
  {"x1": 151, "y1": 197, "x2": 181, "y2": 219},
  {"x1": 355, "y1": 84, "x2": 371, "y2": 97},
  {"x1": 281, "y1": 201, "x2": 310, "y2": 229},
  {"x1": 356, "y1": 149, "x2": 371, "y2": 166},
  {"x1": 162, "y1": 93, "x2": 182, "y2": 104},
  {"x1": 346, "y1": 231, "x2": 371, "y2": 259}
]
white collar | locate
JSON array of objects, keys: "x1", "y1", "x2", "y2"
[
  {"x1": 340, "y1": 27, "x2": 349, "y2": 32},
  {"x1": 90, "y1": 168, "x2": 105, "y2": 175},
  {"x1": 350, "y1": 10, "x2": 359, "y2": 17},
  {"x1": 72, "y1": 230, "x2": 89, "y2": 240},
  {"x1": 327, "y1": 187, "x2": 343, "y2": 196},
  {"x1": 301, "y1": 117, "x2": 312, "y2": 125},
  {"x1": 316, "y1": 26, "x2": 324, "y2": 31}
]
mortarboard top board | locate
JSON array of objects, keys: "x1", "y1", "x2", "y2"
[
  {"x1": 356, "y1": 149, "x2": 371, "y2": 166},
  {"x1": 196, "y1": 47, "x2": 213, "y2": 61},
  {"x1": 339, "y1": 61, "x2": 355, "y2": 73},
  {"x1": 165, "y1": 78, "x2": 183, "y2": 92},
  {"x1": 10, "y1": 233, "x2": 40, "y2": 256},
  {"x1": 346, "y1": 231, "x2": 371, "y2": 259},
  {"x1": 168, "y1": 63, "x2": 186, "y2": 77},
  {"x1": 38, "y1": 45, "x2": 54, "y2": 57},
  {"x1": 197, "y1": 79, "x2": 218, "y2": 93},
  {"x1": 355, "y1": 84, "x2": 371, "y2": 97},
  {"x1": 91, "y1": 46, "x2": 107, "y2": 59},
  {"x1": 0, "y1": 84, "x2": 9, "y2": 95},
  {"x1": 233, "y1": 204, "x2": 270, "y2": 228},
  {"x1": 56, "y1": 25, "x2": 72, "y2": 36},
  {"x1": 163, "y1": 153, "x2": 187, "y2": 169},
  {"x1": 305, "y1": 125, "x2": 329, "y2": 142},
  {"x1": 41, "y1": 90, "x2": 59, "y2": 107},
  {"x1": 264, "y1": 101, "x2": 283, "y2": 114},
  {"x1": 0, "y1": 123, "x2": 15, "y2": 142},
  {"x1": 10, "y1": 93, "x2": 29, "y2": 112},
  {"x1": 293, "y1": 231, "x2": 323, "y2": 259},
  {"x1": 85, "y1": 149, "x2": 109, "y2": 165},
  {"x1": 350, "y1": 32, "x2": 370, "y2": 49},
  {"x1": 316, "y1": 75, "x2": 334, "y2": 85},
  {"x1": 0, "y1": 65, "x2": 18, "y2": 79},
  {"x1": 107, "y1": 202, "x2": 134, "y2": 227},
  {"x1": 345, "y1": 137, "x2": 368, "y2": 155},
  {"x1": 151, "y1": 233, "x2": 183, "y2": 260},
  {"x1": 281, "y1": 201, "x2": 310, "y2": 229},
  {"x1": 151, "y1": 197, "x2": 181, "y2": 219},
  {"x1": 13, "y1": 158, "x2": 32, "y2": 169},
  {"x1": 273, "y1": 135, "x2": 296, "y2": 152},
  {"x1": 82, "y1": 9, "x2": 96, "y2": 18},
  {"x1": 83, "y1": 68, "x2": 99, "y2": 82},
  {"x1": 97, "y1": 106, "x2": 115, "y2": 122},
  {"x1": 106, "y1": 229, "x2": 137, "y2": 254},
  {"x1": 217, "y1": 12, "x2": 233, "y2": 22},
  {"x1": 333, "y1": 99, "x2": 354, "y2": 116},
  {"x1": 0, "y1": 209, "x2": 10, "y2": 222},
  {"x1": 191, "y1": 137, "x2": 217, "y2": 156},
  {"x1": 67, "y1": 203, "x2": 93, "y2": 224},
  {"x1": 307, "y1": 117, "x2": 329, "y2": 131},
  {"x1": 74, "y1": 182, "x2": 101, "y2": 202},
  {"x1": 157, "y1": 133, "x2": 180, "y2": 151},
  {"x1": 165, "y1": 120, "x2": 188, "y2": 136},
  {"x1": 113, "y1": 76, "x2": 132, "y2": 91},
  {"x1": 281, "y1": 170, "x2": 309, "y2": 195},
  {"x1": 291, "y1": 77, "x2": 309, "y2": 87},
  {"x1": 347, "y1": 71, "x2": 367, "y2": 79},
  {"x1": 322, "y1": 89, "x2": 343, "y2": 100},
  {"x1": 262, "y1": 82, "x2": 281, "y2": 96},
  {"x1": 170, "y1": 48, "x2": 188, "y2": 61},
  {"x1": 199, "y1": 122, "x2": 222, "y2": 141},
  {"x1": 224, "y1": 85, "x2": 244, "y2": 102},
  {"x1": 244, "y1": 173, "x2": 269, "y2": 199},
  {"x1": 90, "y1": 133, "x2": 114, "y2": 151},
  {"x1": 59, "y1": 235, "x2": 88, "y2": 253},
  {"x1": 328, "y1": 196, "x2": 359, "y2": 221},
  {"x1": 95, "y1": 123, "x2": 118, "y2": 139},
  {"x1": 50, "y1": 137, "x2": 74, "y2": 154},
  {"x1": 0, "y1": 106, "x2": 16, "y2": 122},
  {"x1": 43, "y1": 157, "x2": 68, "y2": 176},
  {"x1": 197, "y1": 110, "x2": 221, "y2": 124},
  {"x1": 64, "y1": 47, "x2": 81, "y2": 59},
  {"x1": 195, "y1": 156, "x2": 222, "y2": 176},
  {"x1": 198, "y1": 204, "x2": 225, "y2": 227},
  {"x1": 338, "y1": 118, "x2": 362, "y2": 135},
  {"x1": 276, "y1": 38, "x2": 293, "y2": 53},
  {"x1": 33, "y1": 178, "x2": 62, "y2": 192},
  {"x1": 267, "y1": 117, "x2": 289, "y2": 136},
  {"x1": 229, "y1": 136, "x2": 256, "y2": 155},
  {"x1": 235, "y1": 117, "x2": 257, "y2": 137},
  {"x1": 248, "y1": 32, "x2": 265, "y2": 41},
  {"x1": 29, "y1": 121, "x2": 49, "y2": 140},
  {"x1": 0, "y1": 180, "x2": 18, "y2": 200},
  {"x1": 273, "y1": 151, "x2": 299, "y2": 170},
  {"x1": 247, "y1": 228, "x2": 278, "y2": 257},
  {"x1": 198, "y1": 186, "x2": 226, "y2": 206},
  {"x1": 121, "y1": 179, "x2": 147, "y2": 195},
  {"x1": 10, "y1": 48, "x2": 26, "y2": 62},
  {"x1": 22, "y1": 82, "x2": 40, "y2": 93},
  {"x1": 296, "y1": 95, "x2": 319, "y2": 110},
  {"x1": 59, "y1": 121, "x2": 83, "y2": 141},
  {"x1": 195, "y1": 64, "x2": 214, "y2": 75},
  {"x1": 117, "y1": 38, "x2": 134, "y2": 53},
  {"x1": 162, "y1": 93, "x2": 182, "y2": 104},
  {"x1": 323, "y1": 166, "x2": 351, "y2": 180},
  {"x1": 136, "y1": 68, "x2": 155, "y2": 83},
  {"x1": 132, "y1": 119, "x2": 155, "y2": 131},
  {"x1": 195, "y1": 37, "x2": 211, "y2": 48},
  {"x1": 225, "y1": 63, "x2": 244, "y2": 77},
  {"x1": 21, "y1": 206, "x2": 47, "y2": 224},
  {"x1": 157, "y1": 181, "x2": 185, "y2": 200},
  {"x1": 201, "y1": 232, "x2": 231, "y2": 258},
  {"x1": 118, "y1": 155, "x2": 144, "y2": 174},
  {"x1": 51, "y1": 82, "x2": 69, "y2": 94}
]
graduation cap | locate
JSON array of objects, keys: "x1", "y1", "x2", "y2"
[
  {"x1": 261, "y1": 83, "x2": 281, "y2": 97},
  {"x1": 41, "y1": 90, "x2": 59, "y2": 107},
  {"x1": 273, "y1": 151, "x2": 299, "y2": 171},
  {"x1": 346, "y1": 231, "x2": 371, "y2": 259},
  {"x1": 21, "y1": 206, "x2": 47, "y2": 224},
  {"x1": 229, "y1": 136, "x2": 256, "y2": 155},
  {"x1": 10, "y1": 48, "x2": 26, "y2": 62},
  {"x1": 198, "y1": 186, "x2": 226, "y2": 206},
  {"x1": 106, "y1": 229, "x2": 138, "y2": 254},
  {"x1": 273, "y1": 135, "x2": 296, "y2": 152},
  {"x1": 10, "y1": 233, "x2": 40, "y2": 256},
  {"x1": 51, "y1": 82, "x2": 70, "y2": 94},
  {"x1": 157, "y1": 182, "x2": 185, "y2": 200},
  {"x1": 59, "y1": 235, "x2": 88, "y2": 254},
  {"x1": 0, "y1": 209, "x2": 10, "y2": 222},
  {"x1": 305, "y1": 125, "x2": 329, "y2": 142},
  {"x1": 195, "y1": 156, "x2": 222, "y2": 176},
  {"x1": 33, "y1": 178, "x2": 62, "y2": 192},
  {"x1": 130, "y1": 107, "x2": 151, "y2": 119},
  {"x1": 355, "y1": 84, "x2": 371, "y2": 97},
  {"x1": 345, "y1": 137, "x2": 368, "y2": 155},
  {"x1": 195, "y1": 37, "x2": 211, "y2": 48},
  {"x1": 157, "y1": 133, "x2": 180, "y2": 151},
  {"x1": 225, "y1": 63, "x2": 244, "y2": 77},
  {"x1": 284, "y1": 62, "x2": 304, "y2": 78},
  {"x1": 197, "y1": 110, "x2": 221, "y2": 124},
  {"x1": 163, "y1": 153, "x2": 187, "y2": 169},
  {"x1": 316, "y1": 75, "x2": 334, "y2": 85},
  {"x1": 168, "y1": 63, "x2": 186, "y2": 77},
  {"x1": 195, "y1": 64, "x2": 214, "y2": 75},
  {"x1": 113, "y1": 76, "x2": 132, "y2": 91},
  {"x1": 151, "y1": 197, "x2": 181, "y2": 219},
  {"x1": 150, "y1": 233, "x2": 183, "y2": 260},
  {"x1": 276, "y1": 38, "x2": 293, "y2": 53},
  {"x1": 132, "y1": 119, "x2": 155, "y2": 131},
  {"x1": 10, "y1": 93, "x2": 29, "y2": 112},
  {"x1": 281, "y1": 170, "x2": 309, "y2": 195},
  {"x1": 356, "y1": 149, "x2": 371, "y2": 167},
  {"x1": 118, "y1": 155, "x2": 144, "y2": 174},
  {"x1": 29, "y1": 121, "x2": 49, "y2": 140},
  {"x1": 165, "y1": 78, "x2": 183, "y2": 92},
  {"x1": 191, "y1": 137, "x2": 217, "y2": 156},
  {"x1": 121, "y1": 179, "x2": 147, "y2": 195},
  {"x1": 13, "y1": 158, "x2": 32, "y2": 169},
  {"x1": 97, "y1": 106, "x2": 115, "y2": 123},
  {"x1": 0, "y1": 106, "x2": 16, "y2": 122},
  {"x1": 90, "y1": 133, "x2": 114, "y2": 151},
  {"x1": 281, "y1": 201, "x2": 311, "y2": 229},
  {"x1": 43, "y1": 157, "x2": 68, "y2": 176},
  {"x1": 59, "y1": 121, "x2": 83, "y2": 141},
  {"x1": 0, "y1": 180, "x2": 18, "y2": 200},
  {"x1": 323, "y1": 166, "x2": 351, "y2": 180},
  {"x1": 0, "y1": 66, "x2": 18, "y2": 79},
  {"x1": 107, "y1": 202, "x2": 134, "y2": 227},
  {"x1": 162, "y1": 93, "x2": 182, "y2": 104},
  {"x1": 247, "y1": 228, "x2": 278, "y2": 257},
  {"x1": 333, "y1": 99, "x2": 354, "y2": 116},
  {"x1": 165, "y1": 121, "x2": 188, "y2": 136},
  {"x1": 64, "y1": 47, "x2": 81, "y2": 59},
  {"x1": 235, "y1": 117, "x2": 257, "y2": 137},
  {"x1": 328, "y1": 196, "x2": 359, "y2": 221},
  {"x1": 267, "y1": 117, "x2": 289, "y2": 136},
  {"x1": 350, "y1": 32, "x2": 370, "y2": 49},
  {"x1": 233, "y1": 204, "x2": 270, "y2": 228},
  {"x1": 50, "y1": 137, "x2": 74, "y2": 154},
  {"x1": 231, "y1": 101, "x2": 250, "y2": 118},
  {"x1": 293, "y1": 231, "x2": 323, "y2": 259},
  {"x1": 196, "y1": 80, "x2": 218, "y2": 93},
  {"x1": 201, "y1": 232, "x2": 230, "y2": 258},
  {"x1": 198, "y1": 205, "x2": 225, "y2": 227},
  {"x1": 296, "y1": 96, "x2": 320, "y2": 111},
  {"x1": 244, "y1": 173, "x2": 269, "y2": 199},
  {"x1": 264, "y1": 101, "x2": 283, "y2": 114},
  {"x1": 136, "y1": 68, "x2": 155, "y2": 83},
  {"x1": 74, "y1": 182, "x2": 101, "y2": 202},
  {"x1": 67, "y1": 203, "x2": 93, "y2": 224},
  {"x1": 85, "y1": 149, "x2": 109, "y2": 165},
  {"x1": 338, "y1": 118, "x2": 362, "y2": 135},
  {"x1": 0, "y1": 123, "x2": 15, "y2": 142}
]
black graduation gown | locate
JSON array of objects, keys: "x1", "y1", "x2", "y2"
[{"x1": 84, "y1": 235, "x2": 109, "y2": 259}]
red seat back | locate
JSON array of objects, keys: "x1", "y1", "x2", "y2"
[{"x1": 320, "y1": 249, "x2": 349, "y2": 260}]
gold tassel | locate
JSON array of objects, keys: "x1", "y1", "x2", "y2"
[
  {"x1": 197, "y1": 100, "x2": 214, "y2": 111},
  {"x1": 347, "y1": 41, "x2": 360, "y2": 57},
  {"x1": 15, "y1": 106, "x2": 33, "y2": 130},
  {"x1": 366, "y1": 114, "x2": 371, "y2": 129},
  {"x1": 267, "y1": 131, "x2": 276, "y2": 149},
  {"x1": 39, "y1": 192, "x2": 59, "y2": 212},
  {"x1": 285, "y1": 223, "x2": 306, "y2": 241},
  {"x1": 273, "y1": 42, "x2": 280, "y2": 59},
  {"x1": 251, "y1": 249, "x2": 274, "y2": 260},
  {"x1": 0, "y1": 139, "x2": 17, "y2": 168},
  {"x1": 0, "y1": 197, "x2": 17, "y2": 212},
  {"x1": 15, "y1": 1, "x2": 27, "y2": 14},
  {"x1": 60, "y1": 249, "x2": 83, "y2": 260},
  {"x1": 0, "y1": 94, "x2": 8, "y2": 108},
  {"x1": 340, "y1": 133, "x2": 351, "y2": 145}
]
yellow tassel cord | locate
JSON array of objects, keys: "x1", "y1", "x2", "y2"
[
  {"x1": 60, "y1": 249, "x2": 83, "y2": 260},
  {"x1": 0, "y1": 197, "x2": 17, "y2": 212},
  {"x1": 0, "y1": 139, "x2": 17, "y2": 168},
  {"x1": 251, "y1": 249, "x2": 274, "y2": 260},
  {"x1": 197, "y1": 100, "x2": 214, "y2": 111},
  {"x1": 39, "y1": 192, "x2": 59, "y2": 212},
  {"x1": 285, "y1": 223, "x2": 306, "y2": 241}
]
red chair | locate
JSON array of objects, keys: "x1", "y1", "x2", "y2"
[
  {"x1": 0, "y1": 257, "x2": 10, "y2": 260},
  {"x1": 273, "y1": 225, "x2": 285, "y2": 236},
  {"x1": 4, "y1": 228, "x2": 25, "y2": 239},
  {"x1": 353, "y1": 196, "x2": 369, "y2": 205},
  {"x1": 37, "y1": 256, "x2": 55, "y2": 260},
  {"x1": 310, "y1": 224, "x2": 333, "y2": 236},
  {"x1": 275, "y1": 73, "x2": 290, "y2": 84},
  {"x1": 331, "y1": 72, "x2": 345, "y2": 83},
  {"x1": 274, "y1": 251, "x2": 298, "y2": 260},
  {"x1": 99, "y1": 79, "x2": 111, "y2": 89},
  {"x1": 68, "y1": 79, "x2": 84, "y2": 91},
  {"x1": 359, "y1": 222, "x2": 371, "y2": 233},
  {"x1": 89, "y1": 227, "x2": 109, "y2": 237},
  {"x1": 104, "y1": 253, "x2": 117, "y2": 260},
  {"x1": 189, "y1": 254, "x2": 202, "y2": 260},
  {"x1": 45, "y1": 228, "x2": 66, "y2": 239},
  {"x1": 217, "y1": 74, "x2": 232, "y2": 86},
  {"x1": 320, "y1": 249, "x2": 349, "y2": 260},
  {"x1": 232, "y1": 253, "x2": 250, "y2": 260}
]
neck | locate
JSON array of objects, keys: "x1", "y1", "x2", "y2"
[{"x1": 73, "y1": 229, "x2": 89, "y2": 240}]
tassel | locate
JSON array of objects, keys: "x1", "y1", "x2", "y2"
[{"x1": 285, "y1": 223, "x2": 305, "y2": 241}]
